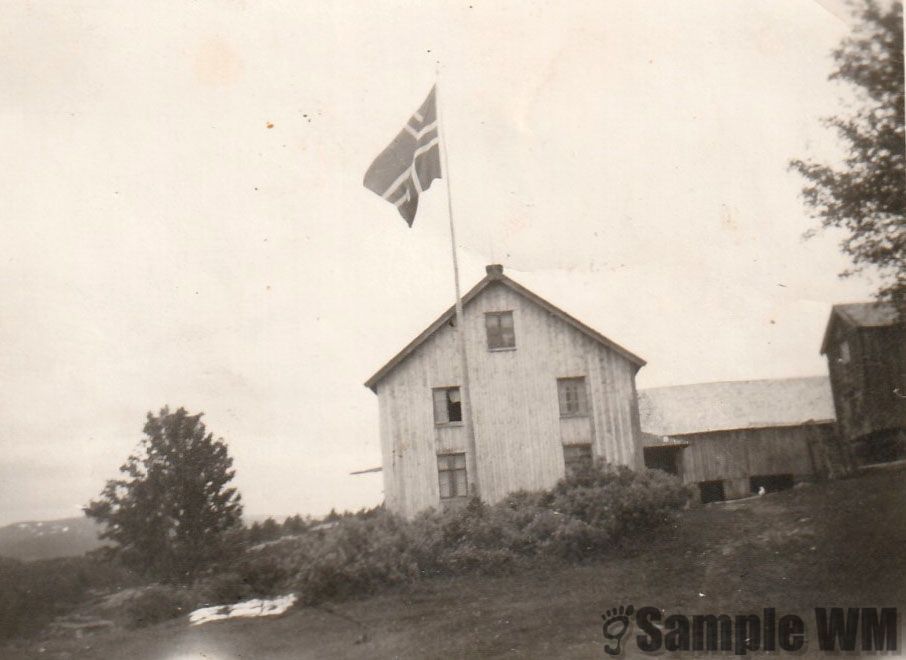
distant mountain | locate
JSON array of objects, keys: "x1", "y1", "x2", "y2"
[
  {"x1": 0, "y1": 514, "x2": 287, "y2": 562},
  {"x1": 0, "y1": 517, "x2": 108, "y2": 561}
]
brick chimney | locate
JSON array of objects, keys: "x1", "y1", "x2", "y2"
[{"x1": 485, "y1": 264, "x2": 504, "y2": 278}]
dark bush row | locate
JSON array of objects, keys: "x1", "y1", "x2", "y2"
[
  {"x1": 202, "y1": 464, "x2": 689, "y2": 607},
  {"x1": 0, "y1": 464, "x2": 687, "y2": 639}
]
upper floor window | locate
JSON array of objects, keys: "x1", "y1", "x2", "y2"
[
  {"x1": 558, "y1": 377, "x2": 588, "y2": 417},
  {"x1": 433, "y1": 387, "x2": 462, "y2": 425},
  {"x1": 485, "y1": 311, "x2": 515, "y2": 350}
]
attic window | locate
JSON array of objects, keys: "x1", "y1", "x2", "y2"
[
  {"x1": 433, "y1": 387, "x2": 462, "y2": 425},
  {"x1": 485, "y1": 311, "x2": 515, "y2": 350}
]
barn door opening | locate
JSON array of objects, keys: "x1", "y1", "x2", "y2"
[
  {"x1": 643, "y1": 445, "x2": 684, "y2": 476},
  {"x1": 698, "y1": 480, "x2": 725, "y2": 504},
  {"x1": 749, "y1": 473, "x2": 794, "y2": 494}
]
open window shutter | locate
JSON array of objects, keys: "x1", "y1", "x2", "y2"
[
  {"x1": 438, "y1": 469, "x2": 452, "y2": 498},
  {"x1": 576, "y1": 379, "x2": 587, "y2": 415},
  {"x1": 557, "y1": 381, "x2": 569, "y2": 415},
  {"x1": 500, "y1": 312, "x2": 515, "y2": 347},
  {"x1": 433, "y1": 389, "x2": 448, "y2": 424},
  {"x1": 454, "y1": 469, "x2": 467, "y2": 497},
  {"x1": 485, "y1": 313, "x2": 500, "y2": 347}
]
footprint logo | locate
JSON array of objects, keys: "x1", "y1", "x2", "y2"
[{"x1": 601, "y1": 605, "x2": 635, "y2": 656}]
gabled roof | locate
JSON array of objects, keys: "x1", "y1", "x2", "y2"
[
  {"x1": 364, "y1": 265, "x2": 645, "y2": 392},
  {"x1": 820, "y1": 302, "x2": 901, "y2": 354},
  {"x1": 638, "y1": 376, "x2": 835, "y2": 437}
]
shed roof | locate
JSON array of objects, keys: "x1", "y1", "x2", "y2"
[
  {"x1": 364, "y1": 265, "x2": 645, "y2": 392},
  {"x1": 638, "y1": 376, "x2": 836, "y2": 437},
  {"x1": 820, "y1": 301, "x2": 901, "y2": 354}
]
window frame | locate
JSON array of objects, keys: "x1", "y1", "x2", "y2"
[
  {"x1": 557, "y1": 376, "x2": 589, "y2": 418},
  {"x1": 437, "y1": 453, "x2": 468, "y2": 499},
  {"x1": 562, "y1": 443, "x2": 593, "y2": 476},
  {"x1": 432, "y1": 386, "x2": 463, "y2": 426},
  {"x1": 485, "y1": 311, "x2": 516, "y2": 351}
]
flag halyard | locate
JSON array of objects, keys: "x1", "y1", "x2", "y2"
[{"x1": 363, "y1": 87, "x2": 441, "y2": 226}]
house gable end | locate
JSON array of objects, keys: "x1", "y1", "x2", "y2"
[{"x1": 364, "y1": 269, "x2": 645, "y2": 392}]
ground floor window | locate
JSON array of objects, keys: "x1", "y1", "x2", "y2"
[
  {"x1": 438, "y1": 453, "x2": 468, "y2": 499},
  {"x1": 563, "y1": 444, "x2": 593, "y2": 476},
  {"x1": 749, "y1": 473, "x2": 794, "y2": 494},
  {"x1": 699, "y1": 480, "x2": 725, "y2": 504}
]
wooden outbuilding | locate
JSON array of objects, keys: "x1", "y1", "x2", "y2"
[
  {"x1": 821, "y1": 302, "x2": 906, "y2": 462},
  {"x1": 639, "y1": 376, "x2": 840, "y2": 502},
  {"x1": 365, "y1": 264, "x2": 646, "y2": 518}
]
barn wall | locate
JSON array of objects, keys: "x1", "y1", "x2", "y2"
[
  {"x1": 827, "y1": 324, "x2": 906, "y2": 445},
  {"x1": 677, "y1": 423, "x2": 836, "y2": 498},
  {"x1": 857, "y1": 326, "x2": 906, "y2": 437},
  {"x1": 826, "y1": 323, "x2": 863, "y2": 444},
  {"x1": 375, "y1": 281, "x2": 642, "y2": 518}
]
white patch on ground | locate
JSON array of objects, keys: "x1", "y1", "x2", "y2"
[{"x1": 188, "y1": 594, "x2": 297, "y2": 626}]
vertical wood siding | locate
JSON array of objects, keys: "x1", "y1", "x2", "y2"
[
  {"x1": 678, "y1": 423, "x2": 835, "y2": 486},
  {"x1": 376, "y1": 282, "x2": 642, "y2": 518},
  {"x1": 827, "y1": 324, "x2": 906, "y2": 444}
]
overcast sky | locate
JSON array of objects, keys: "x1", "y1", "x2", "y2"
[{"x1": 0, "y1": 0, "x2": 876, "y2": 526}]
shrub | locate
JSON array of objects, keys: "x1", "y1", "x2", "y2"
[
  {"x1": 436, "y1": 544, "x2": 519, "y2": 575},
  {"x1": 201, "y1": 464, "x2": 688, "y2": 608},
  {"x1": 549, "y1": 464, "x2": 689, "y2": 546},
  {"x1": 195, "y1": 570, "x2": 253, "y2": 605},
  {"x1": 236, "y1": 555, "x2": 291, "y2": 597},
  {"x1": 124, "y1": 585, "x2": 195, "y2": 628},
  {"x1": 289, "y1": 511, "x2": 419, "y2": 604},
  {"x1": 0, "y1": 556, "x2": 139, "y2": 639}
]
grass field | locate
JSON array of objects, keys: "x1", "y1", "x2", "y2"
[{"x1": 7, "y1": 465, "x2": 906, "y2": 659}]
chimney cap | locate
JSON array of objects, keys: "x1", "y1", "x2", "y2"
[{"x1": 485, "y1": 264, "x2": 504, "y2": 277}]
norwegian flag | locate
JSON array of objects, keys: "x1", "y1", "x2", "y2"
[{"x1": 363, "y1": 87, "x2": 441, "y2": 226}]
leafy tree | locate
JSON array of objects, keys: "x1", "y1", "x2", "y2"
[
  {"x1": 790, "y1": 0, "x2": 905, "y2": 313},
  {"x1": 85, "y1": 406, "x2": 243, "y2": 583},
  {"x1": 246, "y1": 521, "x2": 265, "y2": 544},
  {"x1": 283, "y1": 514, "x2": 310, "y2": 534},
  {"x1": 260, "y1": 517, "x2": 281, "y2": 542}
]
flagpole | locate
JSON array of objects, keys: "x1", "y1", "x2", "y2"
[{"x1": 435, "y1": 78, "x2": 481, "y2": 499}]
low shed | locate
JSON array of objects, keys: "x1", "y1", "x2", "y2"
[{"x1": 639, "y1": 376, "x2": 840, "y2": 502}]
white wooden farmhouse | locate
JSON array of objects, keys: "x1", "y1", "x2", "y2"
[{"x1": 365, "y1": 265, "x2": 646, "y2": 518}]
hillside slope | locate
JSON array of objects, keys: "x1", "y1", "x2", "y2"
[{"x1": 8, "y1": 465, "x2": 906, "y2": 659}]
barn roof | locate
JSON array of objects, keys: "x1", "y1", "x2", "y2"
[
  {"x1": 638, "y1": 376, "x2": 836, "y2": 437},
  {"x1": 820, "y1": 301, "x2": 900, "y2": 354},
  {"x1": 364, "y1": 265, "x2": 645, "y2": 392}
]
